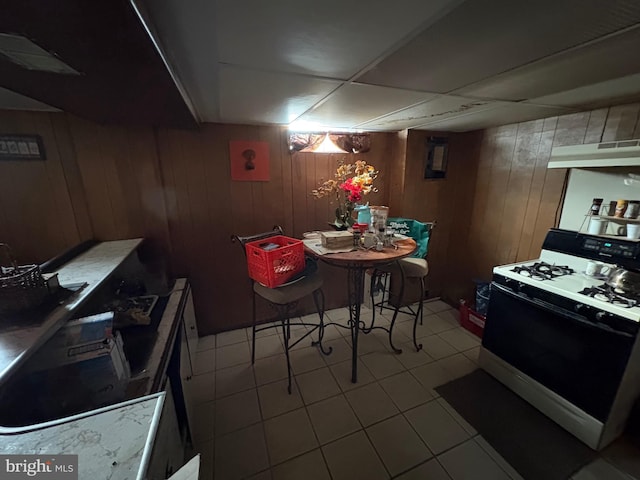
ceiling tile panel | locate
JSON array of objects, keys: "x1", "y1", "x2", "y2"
[
  {"x1": 357, "y1": 95, "x2": 498, "y2": 131},
  {"x1": 0, "y1": 86, "x2": 59, "y2": 111},
  {"x1": 357, "y1": 0, "x2": 640, "y2": 93},
  {"x1": 526, "y1": 73, "x2": 640, "y2": 109},
  {"x1": 140, "y1": 0, "x2": 220, "y2": 122},
  {"x1": 296, "y1": 83, "x2": 437, "y2": 129},
  {"x1": 218, "y1": 66, "x2": 341, "y2": 125},
  {"x1": 415, "y1": 103, "x2": 575, "y2": 132},
  {"x1": 454, "y1": 27, "x2": 640, "y2": 102},
  {"x1": 215, "y1": 0, "x2": 463, "y2": 79}
]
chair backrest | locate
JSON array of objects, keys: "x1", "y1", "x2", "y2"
[
  {"x1": 231, "y1": 225, "x2": 284, "y2": 257},
  {"x1": 387, "y1": 218, "x2": 435, "y2": 259}
]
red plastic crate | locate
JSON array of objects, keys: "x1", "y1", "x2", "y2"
[
  {"x1": 245, "y1": 235, "x2": 305, "y2": 288},
  {"x1": 459, "y1": 302, "x2": 486, "y2": 338}
]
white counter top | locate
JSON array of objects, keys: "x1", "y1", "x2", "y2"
[
  {"x1": 0, "y1": 239, "x2": 143, "y2": 387},
  {"x1": 0, "y1": 393, "x2": 164, "y2": 480}
]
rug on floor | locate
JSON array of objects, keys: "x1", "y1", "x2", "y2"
[{"x1": 435, "y1": 369, "x2": 598, "y2": 480}]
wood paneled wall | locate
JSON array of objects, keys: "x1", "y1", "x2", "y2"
[
  {"x1": 0, "y1": 110, "x2": 393, "y2": 334},
  {"x1": 387, "y1": 129, "x2": 482, "y2": 300},
  {"x1": 437, "y1": 103, "x2": 640, "y2": 306},
  {"x1": 0, "y1": 111, "x2": 90, "y2": 262},
  {"x1": 2, "y1": 103, "x2": 639, "y2": 332}
]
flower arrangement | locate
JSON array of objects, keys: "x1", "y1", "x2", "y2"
[{"x1": 311, "y1": 158, "x2": 378, "y2": 228}]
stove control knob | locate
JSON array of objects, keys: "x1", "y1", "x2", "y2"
[
  {"x1": 595, "y1": 311, "x2": 607, "y2": 321},
  {"x1": 574, "y1": 303, "x2": 586, "y2": 313}
]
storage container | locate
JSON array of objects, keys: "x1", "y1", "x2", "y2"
[
  {"x1": 459, "y1": 301, "x2": 486, "y2": 338},
  {"x1": 245, "y1": 235, "x2": 305, "y2": 288}
]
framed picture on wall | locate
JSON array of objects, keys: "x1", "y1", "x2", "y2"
[
  {"x1": 0, "y1": 134, "x2": 46, "y2": 161},
  {"x1": 230, "y1": 140, "x2": 270, "y2": 181},
  {"x1": 424, "y1": 136, "x2": 448, "y2": 179}
]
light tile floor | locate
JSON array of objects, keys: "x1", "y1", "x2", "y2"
[{"x1": 188, "y1": 300, "x2": 640, "y2": 480}]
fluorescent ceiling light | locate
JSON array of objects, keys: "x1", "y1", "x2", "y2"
[{"x1": 0, "y1": 33, "x2": 80, "y2": 75}]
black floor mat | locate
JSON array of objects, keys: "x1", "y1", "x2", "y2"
[{"x1": 435, "y1": 369, "x2": 598, "y2": 480}]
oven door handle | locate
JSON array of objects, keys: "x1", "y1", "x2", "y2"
[{"x1": 491, "y1": 283, "x2": 635, "y2": 338}]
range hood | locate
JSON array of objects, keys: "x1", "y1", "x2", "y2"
[{"x1": 548, "y1": 139, "x2": 640, "y2": 169}]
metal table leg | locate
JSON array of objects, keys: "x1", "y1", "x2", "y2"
[{"x1": 347, "y1": 267, "x2": 365, "y2": 383}]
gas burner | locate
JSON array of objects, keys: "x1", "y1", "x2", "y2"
[
  {"x1": 511, "y1": 262, "x2": 575, "y2": 281},
  {"x1": 578, "y1": 284, "x2": 638, "y2": 308}
]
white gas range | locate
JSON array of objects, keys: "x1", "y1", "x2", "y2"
[
  {"x1": 479, "y1": 229, "x2": 640, "y2": 451},
  {"x1": 493, "y1": 250, "x2": 640, "y2": 323}
]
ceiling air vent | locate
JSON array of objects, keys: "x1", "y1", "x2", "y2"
[
  {"x1": 0, "y1": 33, "x2": 80, "y2": 75},
  {"x1": 549, "y1": 139, "x2": 640, "y2": 169}
]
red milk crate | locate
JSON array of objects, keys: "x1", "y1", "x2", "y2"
[
  {"x1": 459, "y1": 302, "x2": 486, "y2": 338},
  {"x1": 245, "y1": 235, "x2": 305, "y2": 288}
]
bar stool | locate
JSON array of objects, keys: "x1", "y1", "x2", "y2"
[
  {"x1": 367, "y1": 219, "x2": 435, "y2": 351},
  {"x1": 231, "y1": 226, "x2": 331, "y2": 394}
]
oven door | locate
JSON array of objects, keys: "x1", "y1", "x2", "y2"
[{"x1": 482, "y1": 282, "x2": 637, "y2": 422}]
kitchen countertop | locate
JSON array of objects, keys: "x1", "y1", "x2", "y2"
[
  {"x1": 0, "y1": 393, "x2": 165, "y2": 480},
  {"x1": 0, "y1": 239, "x2": 143, "y2": 388}
]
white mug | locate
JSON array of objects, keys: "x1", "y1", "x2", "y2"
[
  {"x1": 627, "y1": 223, "x2": 640, "y2": 240},
  {"x1": 586, "y1": 261, "x2": 612, "y2": 277},
  {"x1": 588, "y1": 218, "x2": 608, "y2": 235}
]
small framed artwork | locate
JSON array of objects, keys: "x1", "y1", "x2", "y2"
[
  {"x1": 0, "y1": 134, "x2": 46, "y2": 161},
  {"x1": 230, "y1": 140, "x2": 270, "y2": 181},
  {"x1": 425, "y1": 136, "x2": 448, "y2": 179}
]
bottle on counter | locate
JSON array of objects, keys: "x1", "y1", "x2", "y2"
[{"x1": 590, "y1": 198, "x2": 603, "y2": 215}]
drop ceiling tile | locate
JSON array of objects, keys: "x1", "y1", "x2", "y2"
[
  {"x1": 414, "y1": 103, "x2": 574, "y2": 132},
  {"x1": 0, "y1": 86, "x2": 60, "y2": 112},
  {"x1": 215, "y1": 0, "x2": 463, "y2": 79},
  {"x1": 140, "y1": 0, "x2": 220, "y2": 122},
  {"x1": 357, "y1": 95, "x2": 498, "y2": 131},
  {"x1": 357, "y1": 0, "x2": 640, "y2": 93},
  {"x1": 454, "y1": 27, "x2": 640, "y2": 102},
  {"x1": 219, "y1": 66, "x2": 341, "y2": 125},
  {"x1": 526, "y1": 73, "x2": 640, "y2": 110},
  {"x1": 297, "y1": 83, "x2": 437, "y2": 130}
]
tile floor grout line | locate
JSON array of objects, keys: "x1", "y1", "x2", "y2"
[{"x1": 206, "y1": 305, "x2": 476, "y2": 478}]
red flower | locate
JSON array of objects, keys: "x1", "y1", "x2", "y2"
[{"x1": 340, "y1": 178, "x2": 363, "y2": 202}]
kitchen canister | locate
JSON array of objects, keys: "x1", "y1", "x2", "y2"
[
  {"x1": 354, "y1": 204, "x2": 371, "y2": 227},
  {"x1": 588, "y1": 217, "x2": 608, "y2": 235},
  {"x1": 625, "y1": 201, "x2": 640, "y2": 219},
  {"x1": 615, "y1": 199, "x2": 629, "y2": 218}
]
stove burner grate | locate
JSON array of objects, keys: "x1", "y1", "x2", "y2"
[
  {"x1": 578, "y1": 284, "x2": 638, "y2": 308},
  {"x1": 511, "y1": 262, "x2": 574, "y2": 281}
]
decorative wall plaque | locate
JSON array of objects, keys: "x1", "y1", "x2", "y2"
[
  {"x1": 230, "y1": 140, "x2": 270, "y2": 181},
  {"x1": 0, "y1": 135, "x2": 46, "y2": 161}
]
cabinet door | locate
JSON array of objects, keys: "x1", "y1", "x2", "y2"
[
  {"x1": 147, "y1": 384, "x2": 184, "y2": 479},
  {"x1": 183, "y1": 288, "x2": 199, "y2": 370},
  {"x1": 180, "y1": 319, "x2": 197, "y2": 443},
  {"x1": 167, "y1": 454, "x2": 200, "y2": 480}
]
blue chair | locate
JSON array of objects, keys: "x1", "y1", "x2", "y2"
[{"x1": 368, "y1": 219, "x2": 435, "y2": 352}]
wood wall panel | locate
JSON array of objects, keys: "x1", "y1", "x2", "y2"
[
  {"x1": 396, "y1": 130, "x2": 482, "y2": 300},
  {"x1": 67, "y1": 117, "x2": 171, "y2": 259},
  {"x1": 0, "y1": 111, "x2": 88, "y2": 263},
  {"x1": 3, "y1": 101, "x2": 640, "y2": 333},
  {"x1": 439, "y1": 103, "x2": 640, "y2": 307},
  {"x1": 602, "y1": 103, "x2": 640, "y2": 142}
]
